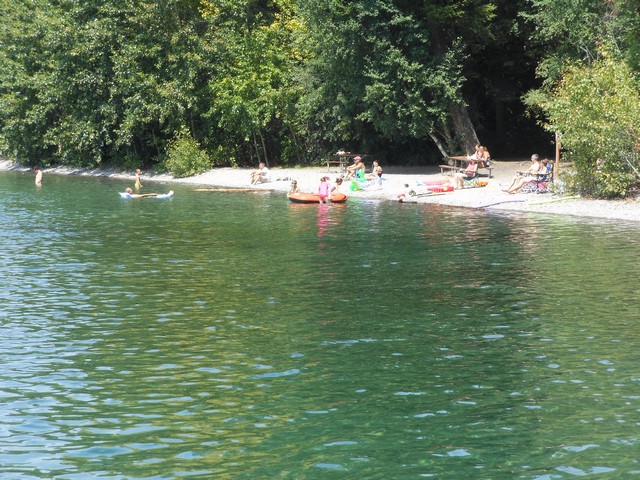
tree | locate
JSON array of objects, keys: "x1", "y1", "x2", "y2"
[
  {"x1": 524, "y1": 0, "x2": 640, "y2": 197},
  {"x1": 537, "y1": 50, "x2": 640, "y2": 197},
  {"x1": 0, "y1": 0, "x2": 219, "y2": 168},
  {"x1": 204, "y1": 0, "x2": 304, "y2": 167},
  {"x1": 0, "y1": 0, "x2": 65, "y2": 164},
  {"x1": 296, "y1": 0, "x2": 502, "y2": 162}
]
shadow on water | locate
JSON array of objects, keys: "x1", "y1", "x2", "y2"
[{"x1": 1, "y1": 171, "x2": 639, "y2": 479}]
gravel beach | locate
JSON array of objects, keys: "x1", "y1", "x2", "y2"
[{"x1": 4, "y1": 159, "x2": 640, "y2": 222}]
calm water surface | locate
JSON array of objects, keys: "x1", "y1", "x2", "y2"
[{"x1": 1, "y1": 171, "x2": 639, "y2": 479}]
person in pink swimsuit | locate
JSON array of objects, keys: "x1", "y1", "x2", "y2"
[{"x1": 318, "y1": 176, "x2": 331, "y2": 203}]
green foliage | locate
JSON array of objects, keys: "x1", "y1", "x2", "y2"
[
  {"x1": 0, "y1": 0, "x2": 220, "y2": 167},
  {"x1": 536, "y1": 51, "x2": 640, "y2": 197},
  {"x1": 164, "y1": 131, "x2": 211, "y2": 178},
  {"x1": 204, "y1": 0, "x2": 303, "y2": 165},
  {"x1": 9, "y1": 0, "x2": 637, "y2": 175},
  {"x1": 523, "y1": 0, "x2": 640, "y2": 84},
  {"x1": 296, "y1": 0, "x2": 497, "y2": 157},
  {"x1": 0, "y1": 0, "x2": 542, "y2": 170},
  {"x1": 0, "y1": 0, "x2": 64, "y2": 164},
  {"x1": 522, "y1": 0, "x2": 608, "y2": 85},
  {"x1": 523, "y1": 1, "x2": 640, "y2": 197}
]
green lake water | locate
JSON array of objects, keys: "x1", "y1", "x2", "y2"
[{"x1": 1, "y1": 170, "x2": 639, "y2": 479}]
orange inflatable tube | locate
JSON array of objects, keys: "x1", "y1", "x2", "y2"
[{"x1": 288, "y1": 193, "x2": 348, "y2": 204}]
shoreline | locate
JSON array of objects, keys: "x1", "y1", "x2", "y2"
[{"x1": 3, "y1": 159, "x2": 640, "y2": 223}]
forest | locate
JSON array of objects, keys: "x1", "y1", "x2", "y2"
[{"x1": 2, "y1": 0, "x2": 640, "y2": 197}]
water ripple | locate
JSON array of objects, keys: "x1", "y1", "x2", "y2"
[{"x1": 2, "y1": 172, "x2": 640, "y2": 478}]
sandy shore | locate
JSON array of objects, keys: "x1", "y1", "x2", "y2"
[{"x1": 3, "y1": 159, "x2": 640, "y2": 222}]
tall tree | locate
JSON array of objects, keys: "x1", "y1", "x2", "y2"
[
  {"x1": 296, "y1": 0, "x2": 502, "y2": 162},
  {"x1": 522, "y1": 0, "x2": 640, "y2": 91},
  {"x1": 0, "y1": 0, "x2": 218, "y2": 167},
  {"x1": 523, "y1": 1, "x2": 640, "y2": 197},
  {"x1": 0, "y1": 0, "x2": 64, "y2": 163},
  {"x1": 203, "y1": 0, "x2": 303, "y2": 166}
]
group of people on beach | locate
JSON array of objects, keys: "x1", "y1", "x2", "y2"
[
  {"x1": 296, "y1": 156, "x2": 382, "y2": 203},
  {"x1": 448, "y1": 144, "x2": 492, "y2": 188},
  {"x1": 247, "y1": 155, "x2": 381, "y2": 203},
  {"x1": 343, "y1": 156, "x2": 383, "y2": 181},
  {"x1": 246, "y1": 148, "x2": 552, "y2": 202},
  {"x1": 472, "y1": 144, "x2": 491, "y2": 168}
]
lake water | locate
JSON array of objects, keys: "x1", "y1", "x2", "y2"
[{"x1": 1, "y1": 170, "x2": 639, "y2": 479}]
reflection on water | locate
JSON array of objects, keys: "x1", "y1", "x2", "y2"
[{"x1": 1, "y1": 171, "x2": 639, "y2": 479}]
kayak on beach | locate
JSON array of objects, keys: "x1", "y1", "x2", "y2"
[
  {"x1": 119, "y1": 190, "x2": 174, "y2": 199},
  {"x1": 288, "y1": 192, "x2": 347, "y2": 204}
]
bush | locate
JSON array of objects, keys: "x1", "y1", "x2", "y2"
[
  {"x1": 530, "y1": 49, "x2": 640, "y2": 198},
  {"x1": 164, "y1": 133, "x2": 211, "y2": 178}
]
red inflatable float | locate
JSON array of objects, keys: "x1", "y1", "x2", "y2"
[
  {"x1": 422, "y1": 178, "x2": 452, "y2": 187},
  {"x1": 426, "y1": 184, "x2": 454, "y2": 193}
]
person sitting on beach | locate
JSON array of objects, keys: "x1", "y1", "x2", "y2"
[
  {"x1": 452, "y1": 159, "x2": 478, "y2": 189},
  {"x1": 34, "y1": 166, "x2": 43, "y2": 186},
  {"x1": 479, "y1": 146, "x2": 491, "y2": 167},
  {"x1": 365, "y1": 160, "x2": 383, "y2": 181},
  {"x1": 504, "y1": 154, "x2": 543, "y2": 194},
  {"x1": 344, "y1": 156, "x2": 358, "y2": 179},
  {"x1": 332, "y1": 177, "x2": 343, "y2": 194},
  {"x1": 250, "y1": 162, "x2": 271, "y2": 185},
  {"x1": 123, "y1": 187, "x2": 172, "y2": 198},
  {"x1": 288, "y1": 179, "x2": 301, "y2": 194},
  {"x1": 540, "y1": 158, "x2": 551, "y2": 175},
  {"x1": 403, "y1": 183, "x2": 417, "y2": 196},
  {"x1": 471, "y1": 144, "x2": 482, "y2": 160},
  {"x1": 345, "y1": 156, "x2": 365, "y2": 180},
  {"x1": 318, "y1": 176, "x2": 331, "y2": 203}
]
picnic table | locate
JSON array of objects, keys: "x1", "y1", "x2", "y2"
[
  {"x1": 439, "y1": 156, "x2": 494, "y2": 178},
  {"x1": 326, "y1": 153, "x2": 366, "y2": 173},
  {"x1": 448, "y1": 155, "x2": 472, "y2": 167}
]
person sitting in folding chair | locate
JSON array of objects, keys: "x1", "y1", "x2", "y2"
[
  {"x1": 522, "y1": 158, "x2": 553, "y2": 193},
  {"x1": 504, "y1": 154, "x2": 543, "y2": 194},
  {"x1": 453, "y1": 159, "x2": 478, "y2": 189}
]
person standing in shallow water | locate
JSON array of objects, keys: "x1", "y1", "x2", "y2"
[
  {"x1": 34, "y1": 167, "x2": 43, "y2": 186},
  {"x1": 318, "y1": 176, "x2": 331, "y2": 203},
  {"x1": 288, "y1": 180, "x2": 301, "y2": 194},
  {"x1": 135, "y1": 168, "x2": 143, "y2": 190}
]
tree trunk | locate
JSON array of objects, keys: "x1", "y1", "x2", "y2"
[
  {"x1": 252, "y1": 132, "x2": 261, "y2": 165},
  {"x1": 495, "y1": 98, "x2": 505, "y2": 139},
  {"x1": 449, "y1": 104, "x2": 479, "y2": 155},
  {"x1": 258, "y1": 129, "x2": 269, "y2": 168},
  {"x1": 429, "y1": 133, "x2": 449, "y2": 159},
  {"x1": 289, "y1": 125, "x2": 302, "y2": 164}
]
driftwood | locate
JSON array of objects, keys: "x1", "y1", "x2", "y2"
[{"x1": 194, "y1": 188, "x2": 276, "y2": 192}]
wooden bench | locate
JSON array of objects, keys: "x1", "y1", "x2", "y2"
[
  {"x1": 478, "y1": 166, "x2": 494, "y2": 178},
  {"x1": 326, "y1": 153, "x2": 366, "y2": 173}
]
